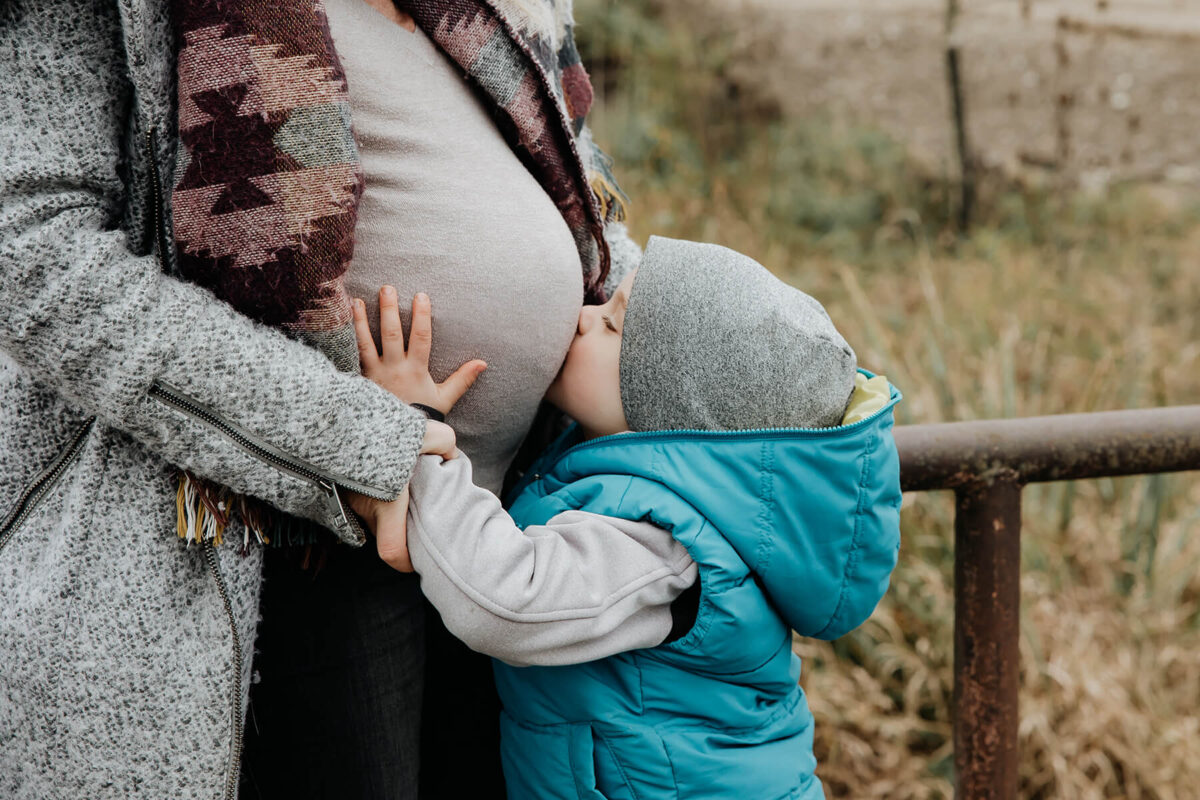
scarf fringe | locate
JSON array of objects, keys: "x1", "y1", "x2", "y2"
[
  {"x1": 589, "y1": 170, "x2": 628, "y2": 224},
  {"x1": 173, "y1": 470, "x2": 331, "y2": 554}
]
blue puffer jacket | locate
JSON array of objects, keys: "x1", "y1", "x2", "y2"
[{"x1": 497, "y1": 373, "x2": 903, "y2": 800}]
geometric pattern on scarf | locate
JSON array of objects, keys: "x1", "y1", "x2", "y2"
[
  {"x1": 167, "y1": 0, "x2": 366, "y2": 549},
  {"x1": 170, "y1": 0, "x2": 364, "y2": 351}
]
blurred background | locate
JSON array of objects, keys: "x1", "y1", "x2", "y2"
[{"x1": 574, "y1": 0, "x2": 1200, "y2": 796}]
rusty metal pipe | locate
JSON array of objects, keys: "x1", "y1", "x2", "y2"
[
  {"x1": 889, "y1": 405, "x2": 1200, "y2": 799},
  {"x1": 953, "y1": 478, "x2": 1022, "y2": 800},
  {"x1": 894, "y1": 405, "x2": 1200, "y2": 491}
]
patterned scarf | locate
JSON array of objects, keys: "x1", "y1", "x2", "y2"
[{"x1": 167, "y1": 0, "x2": 626, "y2": 549}]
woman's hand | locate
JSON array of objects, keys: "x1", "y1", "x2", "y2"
[
  {"x1": 422, "y1": 419, "x2": 458, "y2": 459},
  {"x1": 347, "y1": 485, "x2": 413, "y2": 572},
  {"x1": 346, "y1": 417, "x2": 456, "y2": 572},
  {"x1": 353, "y1": 287, "x2": 487, "y2": 417}
]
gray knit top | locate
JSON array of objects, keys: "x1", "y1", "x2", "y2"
[{"x1": 327, "y1": 0, "x2": 584, "y2": 493}]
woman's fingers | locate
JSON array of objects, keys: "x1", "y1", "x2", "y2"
[
  {"x1": 344, "y1": 488, "x2": 379, "y2": 530},
  {"x1": 375, "y1": 486, "x2": 413, "y2": 572},
  {"x1": 378, "y1": 285, "x2": 405, "y2": 361},
  {"x1": 351, "y1": 298, "x2": 380, "y2": 370},
  {"x1": 408, "y1": 292, "x2": 433, "y2": 366},
  {"x1": 439, "y1": 360, "x2": 487, "y2": 410}
]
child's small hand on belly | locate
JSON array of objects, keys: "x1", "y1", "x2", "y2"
[
  {"x1": 345, "y1": 285, "x2": 485, "y2": 570},
  {"x1": 352, "y1": 286, "x2": 487, "y2": 417}
]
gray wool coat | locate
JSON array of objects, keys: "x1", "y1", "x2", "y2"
[{"x1": 0, "y1": 1, "x2": 639, "y2": 797}]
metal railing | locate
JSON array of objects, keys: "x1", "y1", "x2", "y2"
[{"x1": 892, "y1": 405, "x2": 1200, "y2": 799}]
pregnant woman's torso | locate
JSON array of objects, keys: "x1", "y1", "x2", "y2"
[{"x1": 326, "y1": 0, "x2": 584, "y2": 494}]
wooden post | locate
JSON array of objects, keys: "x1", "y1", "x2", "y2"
[{"x1": 945, "y1": 0, "x2": 974, "y2": 233}]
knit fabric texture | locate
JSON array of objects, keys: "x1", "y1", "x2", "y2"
[{"x1": 619, "y1": 236, "x2": 858, "y2": 433}]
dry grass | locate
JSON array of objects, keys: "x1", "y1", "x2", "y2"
[
  {"x1": 576, "y1": 1, "x2": 1200, "y2": 796},
  {"x1": 797, "y1": 473, "x2": 1200, "y2": 799}
]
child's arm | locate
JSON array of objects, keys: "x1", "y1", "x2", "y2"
[
  {"x1": 405, "y1": 451, "x2": 698, "y2": 667},
  {"x1": 351, "y1": 288, "x2": 698, "y2": 665}
]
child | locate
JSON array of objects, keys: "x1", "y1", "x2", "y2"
[{"x1": 350, "y1": 236, "x2": 902, "y2": 800}]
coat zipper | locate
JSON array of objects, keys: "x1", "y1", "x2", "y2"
[
  {"x1": 143, "y1": 126, "x2": 170, "y2": 275},
  {"x1": 507, "y1": 378, "x2": 901, "y2": 504},
  {"x1": 145, "y1": 123, "x2": 242, "y2": 798},
  {"x1": 0, "y1": 417, "x2": 96, "y2": 557},
  {"x1": 554, "y1": 381, "x2": 901, "y2": 460},
  {"x1": 141, "y1": 125, "x2": 393, "y2": 542},
  {"x1": 143, "y1": 123, "x2": 387, "y2": 797},
  {"x1": 146, "y1": 379, "x2": 392, "y2": 543},
  {"x1": 202, "y1": 541, "x2": 244, "y2": 800}
]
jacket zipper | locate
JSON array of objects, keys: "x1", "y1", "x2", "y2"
[
  {"x1": 143, "y1": 126, "x2": 171, "y2": 275},
  {"x1": 147, "y1": 379, "x2": 393, "y2": 543},
  {"x1": 507, "y1": 378, "x2": 901, "y2": 504},
  {"x1": 202, "y1": 541, "x2": 244, "y2": 800},
  {"x1": 0, "y1": 417, "x2": 96, "y2": 557},
  {"x1": 557, "y1": 382, "x2": 902, "y2": 459},
  {"x1": 141, "y1": 126, "x2": 393, "y2": 542},
  {"x1": 145, "y1": 123, "x2": 243, "y2": 798},
  {"x1": 143, "y1": 123, "x2": 387, "y2": 797}
]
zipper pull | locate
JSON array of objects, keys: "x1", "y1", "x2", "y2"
[{"x1": 320, "y1": 479, "x2": 366, "y2": 544}]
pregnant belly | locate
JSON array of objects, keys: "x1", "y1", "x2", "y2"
[
  {"x1": 329, "y1": 6, "x2": 585, "y2": 492},
  {"x1": 342, "y1": 160, "x2": 584, "y2": 496}
]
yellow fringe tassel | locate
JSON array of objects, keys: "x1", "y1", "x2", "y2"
[
  {"x1": 176, "y1": 478, "x2": 188, "y2": 541},
  {"x1": 174, "y1": 471, "x2": 225, "y2": 547},
  {"x1": 175, "y1": 470, "x2": 275, "y2": 551},
  {"x1": 589, "y1": 170, "x2": 628, "y2": 224}
]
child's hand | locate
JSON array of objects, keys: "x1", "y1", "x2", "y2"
[
  {"x1": 347, "y1": 485, "x2": 413, "y2": 572},
  {"x1": 353, "y1": 287, "x2": 487, "y2": 417}
]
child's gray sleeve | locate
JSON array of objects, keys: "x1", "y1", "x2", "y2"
[{"x1": 405, "y1": 453, "x2": 698, "y2": 667}]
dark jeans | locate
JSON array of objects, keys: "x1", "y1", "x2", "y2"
[{"x1": 239, "y1": 544, "x2": 504, "y2": 799}]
